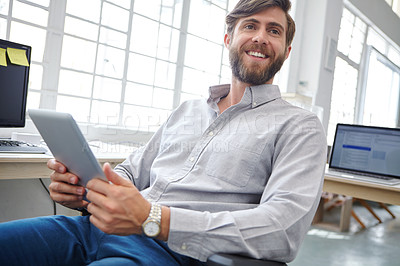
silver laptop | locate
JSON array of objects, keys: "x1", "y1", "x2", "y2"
[{"x1": 326, "y1": 124, "x2": 400, "y2": 186}]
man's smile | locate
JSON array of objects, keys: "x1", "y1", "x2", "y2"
[{"x1": 246, "y1": 50, "x2": 268, "y2": 59}]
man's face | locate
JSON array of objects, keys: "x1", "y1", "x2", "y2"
[{"x1": 225, "y1": 7, "x2": 291, "y2": 85}]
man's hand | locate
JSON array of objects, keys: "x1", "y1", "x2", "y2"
[
  {"x1": 47, "y1": 159, "x2": 88, "y2": 209},
  {"x1": 86, "y1": 163, "x2": 152, "y2": 236}
]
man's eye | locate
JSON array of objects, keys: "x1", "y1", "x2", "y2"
[
  {"x1": 244, "y1": 24, "x2": 255, "y2": 30},
  {"x1": 270, "y1": 29, "x2": 280, "y2": 35}
]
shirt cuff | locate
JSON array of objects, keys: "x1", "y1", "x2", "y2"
[{"x1": 167, "y1": 207, "x2": 208, "y2": 262}]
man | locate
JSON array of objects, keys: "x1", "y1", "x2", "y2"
[{"x1": 0, "y1": 0, "x2": 327, "y2": 265}]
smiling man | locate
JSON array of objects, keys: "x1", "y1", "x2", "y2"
[
  {"x1": 0, "y1": 1, "x2": 327, "y2": 265},
  {"x1": 228, "y1": 6, "x2": 291, "y2": 86}
]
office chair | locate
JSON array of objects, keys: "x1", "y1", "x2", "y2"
[{"x1": 206, "y1": 254, "x2": 287, "y2": 266}]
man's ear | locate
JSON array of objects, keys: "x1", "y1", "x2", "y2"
[
  {"x1": 224, "y1": 33, "x2": 231, "y2": 49},
  {"x1": 285, "y1": 45, "x2": 292, "y2": 59}
]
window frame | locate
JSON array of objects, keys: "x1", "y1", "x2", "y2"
[
  {"x1": 357, "y1": 45, "x2": 400, "y2": 126},
  {"x1": 1, "y1": 0, "x2": 235, "y2": 138},
  {"x1": 327, "y1": 4, "x2": 400, "y2": 144}
]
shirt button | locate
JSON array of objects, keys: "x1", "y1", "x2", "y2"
[
  {"x1": 208, "y1": 131, "x2": 214, "y2": 136},
  {"x1": 253, "y1": 102, "x2": 257, "y2": 107},
  {"x1": 181, "y1": 243, "x2": 187, "y2": 250},
  {"x1": 189, "y1": 156, "x2": 195, "y2": 162}
]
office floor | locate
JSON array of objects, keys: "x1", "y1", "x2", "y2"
[{"x1": 290, "y1": 202, "x2": 400, "y2": 266}]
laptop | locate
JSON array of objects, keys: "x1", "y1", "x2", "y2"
[{"x1": 326, "y1": 123, "x2": 400, "y2": 186}]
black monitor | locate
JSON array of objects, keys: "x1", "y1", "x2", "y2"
[{"x1": 0, "y1": 39, "x2": 31, "y2": 127}]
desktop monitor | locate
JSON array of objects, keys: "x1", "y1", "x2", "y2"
[{"x1": 0, "y1": 39, "x2": 31, "y2": 127}]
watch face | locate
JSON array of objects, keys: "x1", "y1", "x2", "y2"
[{"x1": 144, "y1": 220, "x2": 160, "y2": 237}]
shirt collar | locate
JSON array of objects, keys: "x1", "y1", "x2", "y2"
[
  {"x1": 249, "y1": 84, "x2": 282, "y2": 108},
  {"x1": 207, "y1": 83, "x2": 281, "y2": 111}
]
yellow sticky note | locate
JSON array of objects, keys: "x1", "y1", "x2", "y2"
[
  {"x1": 7, "y1": 47, "x2": 29, "y2": 66},
  {"x1": 0, "y1": 48, "x2": 6, "y2": 67}
]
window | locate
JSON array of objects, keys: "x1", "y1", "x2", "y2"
[
  {"x1": 360, "y1": 47, "x2": 400, "y2": 128},
  {"x1": 0, "y1": 0, "x2": 50, "y2": 110},
  {"x1": 385, "y1": 0, "x2": 400, "y2": 18},
  {"x1": 327, "y1": 6, "x2": 400, "y2": 144},
  {"x1": 327, "y1": 57, "x2": 358, "y2": 144},
  {"x1": 327, "y1": 7, "x2": 366, "y2": 144},
  {"x1": 1, "y1": 0, "x2": 234, "y2": 132},
  {"x1": 1, "y1": 0, "x2": 302, "y2": 135}
]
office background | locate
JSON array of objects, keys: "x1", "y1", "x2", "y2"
[
  {"x1": 1, "y1": 0, "x2": 400, "y2": 143},
  {"x1": 0, "y1": 0, "x2": 400, "y2": 262}
]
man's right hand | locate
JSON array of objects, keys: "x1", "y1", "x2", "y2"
[{"x1": 47, "y1": 159, "x2": 89, "y2": 209}]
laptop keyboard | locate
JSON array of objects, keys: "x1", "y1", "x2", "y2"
[
  {"x1": 339, "y1": 169, "x2": 392, "y2": 180},
  {"x1": 0, "y1": 140, "x2": 47, "y2": 154},
  {"x1": 326, "y1": 168, "x2": 400, "y2": 186}
]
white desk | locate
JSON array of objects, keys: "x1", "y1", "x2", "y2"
[{"x1": 0, "y1": 153, "x2": 125, "y2": 180}]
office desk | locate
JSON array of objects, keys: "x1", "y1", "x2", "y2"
[
  {"x1": 0, "y1": 153, "x2": 125, "y2": 180},
  {"x1": 314, "y1": 174, "x2": 400, "y2": 231},
  {"x1": 323, "y1": 175, "x2": 400, "y2": 205},
  {"x1": 2, "y1": 155, "x2": 399, "y2": 200}
]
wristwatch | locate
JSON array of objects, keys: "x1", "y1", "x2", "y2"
[{"x1": 142, "y1": 203, "x2": 162, "y2": 238}]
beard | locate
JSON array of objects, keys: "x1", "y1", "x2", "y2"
[{"x1": 229, "y1": 44, "x2": 286, "y2": 85}]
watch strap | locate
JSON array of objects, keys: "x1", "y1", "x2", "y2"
[{"x1": 148, "y1": 203, "x2": 162, "y2": 223}]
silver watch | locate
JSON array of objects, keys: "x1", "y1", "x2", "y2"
[{"x1": 142, "y1": 203, "x2": 162, "y2": 238}]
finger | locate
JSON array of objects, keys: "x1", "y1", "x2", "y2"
[
  {"x1": 89, "y1": 214, "x2": 103, "y2": 232},
  {"x1": 87, "y1": 202, "x2": 109, "y2": 219},
  {"x1": 103, "y1": 163, "x2": 133, "y2": 187},
  {"x1": 86, "y1": 178, "x2": 110, "y2": 195},
  {"x1": 85, "y1": 185, "x2": 110, "y2": 207},
  {"x1": 49, "y1": 181, "x2": 86, "y2": 196},
  {"x1": 88, "y1": 204, "x2": 137, "y2": 236},
  {"x1": 89, "y1": 210, "x2": 114, "y2": 234},
  {"x1": 50, "y1": 171, "x2": 80, "y2": 185},
  {"x1": 50, "y1": 190, "x2": 84, "y2": 203},
  {"x1": 51, "y1": 191, "x2": 89, "y2": 209},
  {"x1": 47, "y1": 159, "x2": 66, "y2": 173}
]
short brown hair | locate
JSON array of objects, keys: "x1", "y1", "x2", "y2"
[{"x1": 226, "y1": 0, "x2": 296, "y2": 48}]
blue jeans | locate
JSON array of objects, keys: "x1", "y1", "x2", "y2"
[{"x1": 0, "y1": 215, "x2": 205, "y2": 266}]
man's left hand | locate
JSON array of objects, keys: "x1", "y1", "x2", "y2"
[{"x1": 86, "y1": 163, "x2": 151, "y2": 236}]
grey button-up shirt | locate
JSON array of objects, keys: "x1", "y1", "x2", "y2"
[{"x1": 115, "y1": 84, "x2": 327, "y2": 262}]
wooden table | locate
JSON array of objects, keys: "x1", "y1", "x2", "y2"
[
  {"x1": 313, "y1": 173, "x2": 400, "y2": 232},
  {"x1": 323, "y1": 175, "x2": 400, "y2": 205}
]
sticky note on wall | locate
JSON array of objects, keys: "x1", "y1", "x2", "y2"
[
  {"x1": 0, "y1": 48, "x2": 6, "y2": 66},
  {"x1": 6, "y1": 47, "x2": 29, "y2": 66}
]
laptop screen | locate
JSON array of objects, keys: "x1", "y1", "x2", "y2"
[{"x1": 329, "y1": 124, "x2": 400, "y2": 178}]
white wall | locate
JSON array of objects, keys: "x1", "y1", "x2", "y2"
[
  {"x1": 313, "y1": 0, "x2": 344, "y2": 130},
  {"x1": 288, "y1": 0, "x2": 342, "y2": 130}
]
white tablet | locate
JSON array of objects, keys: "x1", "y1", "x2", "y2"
[{"x1": 29, "y1": 109, "x2": 106, "y2": 186}]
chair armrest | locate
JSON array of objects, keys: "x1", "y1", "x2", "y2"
[{"x1": 206, "y1": 254, "x2": 287, "y2": 266}]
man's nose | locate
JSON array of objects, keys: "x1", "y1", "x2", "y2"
[{"x1": 252, "y1": 31, "x2": 269, "y2": 45}]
